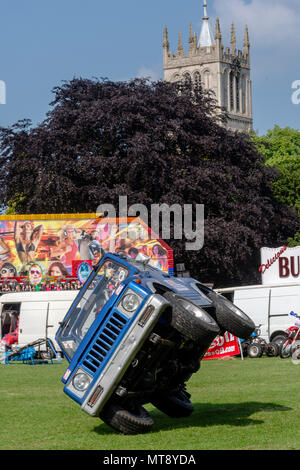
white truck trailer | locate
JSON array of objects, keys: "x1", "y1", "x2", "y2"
[
  {"x1": 215, "y1": 282, "x2": 300, "y2": 343},
  {"x1": 0, "y1": 290, "x2": 78, "y2": 353}
]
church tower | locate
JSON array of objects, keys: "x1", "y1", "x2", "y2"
[{"x1": 163, "y1": 1, "x2": 253, "y2": 132}]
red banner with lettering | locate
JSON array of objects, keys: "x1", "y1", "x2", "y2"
[{"x1": 203, "y1": 332, "x2": 240, "y2": 360}]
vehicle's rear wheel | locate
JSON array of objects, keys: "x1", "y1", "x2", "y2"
[
  {"x1": 265, "y1": 342, "x2": 279, "y2": 357},
  {"x1": 247, "y1": 342, "x2": 264, "y2": 358},
  {"x1": 272, "y1": 334, "x2": 287, "y2": 347},
  {"x1": 99, "y1": 402, "x2": 154, "y2": 435},
  {"x1": 40, "y1": 350, "x2": 54, "y2": 360},
  {"x1": 151, "y1": 389, "x2": 194, "y2": 418},
  {"x1": 280, "y1": 343, "x2": 291, "y2": 359},
  {"x1": 163, "y1": 291, "x2": 220, "y2": 343},
  {"x1": 241, "y1": 341, "x2": 249, "y2": 357},
  {"x1": 291, "y1": 340, "x2": 300, "y2": 363},
  {"x1": 204, "y1": 291, "x2": 255, "y2": 340}
]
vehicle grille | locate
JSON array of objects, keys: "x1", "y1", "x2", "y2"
[{"x1": 82, "y1": 311, "x2": 128, "y2": 375}]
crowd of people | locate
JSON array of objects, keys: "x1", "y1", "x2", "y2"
[{"x1": 0, "y1": 278, "x2": 82, "y2": 294}]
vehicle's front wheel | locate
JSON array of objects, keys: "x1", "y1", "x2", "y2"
[
  {"x1": 265, "y1": 342, "x2": 279, "y2": 357},
  {"x1": 241, "y1": 341, "x2": 249, "y2": 357},
  {"x1": 280, "y1": 343, "x2": 291, "y2": 359},
  {"x1": 272, "y1": 334, "x2": 288, "y2": 347},
  {"x1": 99, "y1": 402, "x2": 154, "y2": 435},
  {"x1": 247, "y1": 342, "x2": 264, "y2": 358},
  {"x1": 204, "y1": 291, "x2": 255, "y2": 340},
  {"x1": 151, "y1": 389, "x2": 194, "y2": 418},
  {"x1": 163, "y1": 292, "x2": 220, "y2": 343},
  {"x1": 291, "y1": 340, "x2": 300, "y2": 362}
]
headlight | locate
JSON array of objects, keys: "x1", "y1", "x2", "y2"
[
  {"x1": 72, "y1": 372, "x2": 91, "y2": 391},
  {"x1": 122, "y1": 293, "x2": 140, "y2": 312}
]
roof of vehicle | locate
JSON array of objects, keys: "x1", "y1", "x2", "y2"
[{"x1": 105, "y1": 253, "x2": 212, "y2": 307}]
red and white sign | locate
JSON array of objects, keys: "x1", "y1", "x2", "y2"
[
  {"x1": 203, "y1": 332, "x2": 240, "y2": 360},
  {"x1": 260, "y1": 245, "x2": 300, "y2": 285}
]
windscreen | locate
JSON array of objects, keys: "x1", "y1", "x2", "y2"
[{"x1": 57, "y1": 259, "x2": 129, "y2": 359}]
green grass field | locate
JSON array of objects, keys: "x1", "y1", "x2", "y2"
[{"x1": 0, "y1": 356, "x2": 299, "y2": 450}]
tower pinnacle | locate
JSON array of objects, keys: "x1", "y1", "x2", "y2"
[
  {"x1": 243, "y1": 25, "x2": 250, "y2": 59},
  {"x1": 177, "y1": 31, "x2": 184, "y2": 56},
  {"x1": 198, "y1": 0, "x2": 214, "y2": 48},
  {"x1": 203, "y1": 0, "x2": 208, "y2": 19},
  {"x1": 163, "y1": 26, "x2": 169, "y2": 51},
  {"x1": 215, "y1": 17, "x2": 222, "y2": 41},
  {"x1": 230, "y1": 22, "x2": 237, "y2": 55}
]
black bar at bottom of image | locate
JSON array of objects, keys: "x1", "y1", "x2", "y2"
[{"x1": 0, "y1": 450, "x2": 220, "y2": 465}]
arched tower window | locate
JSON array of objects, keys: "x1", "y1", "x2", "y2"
[
  {"x1": 229, "y1": 71, "x2": 234, "y2": 111},
  {"x1": 193, "y1": 71, "x2": 201, "y2": 91},
  {"x1": 236, "y1": 75, "x2": 240, "y2": 112},
  {"x1": 223, "y1": 70, "x2": 228, "y2": 110},
  {"x1": 241, "y1": 75, "x2": 246, "y2": 114},
  {"x1": 183, "y1": 72, "x2": 192, "y2": 85}
]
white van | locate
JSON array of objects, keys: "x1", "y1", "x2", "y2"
[
  {"x1": 0, "y1": 290, "x2": 79, "y2": 353},
  {"x1": 215, "y1": 282, "x2": 300, "y2": 343}
]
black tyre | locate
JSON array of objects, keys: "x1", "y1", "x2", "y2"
[
  {"x1": 272, "y1": 334, "x2": 288, "y2": 347},
  {"x1": 40, "y1": 350, "x2": 54, "y2": 360},
  {"x1": 163, "y1": 291, "x2": 220, "y2": 343},
  {"x1": 99, "y1": 403, "x2": 154, "y2": 435},
  {"x1": 291, "y1": 340, "x2": 300, "y2": 362},
  {"x1": 280, "y1": 343, "x2": 291, "y2": 359},
  {"x1": 205, "y1": 291, "x2": 255, "y2": 340},
  {"x1": 247, "y1": 342, "x2": 264, "y2": 358},
  {"x1": 265, "y1": 342, "x2": 279, "y2": 357},
  {"x1": 240, "y1": 340, "x2": 249, "y2": 357},
  {"x1": 151, "y1": 389, "x2": 194, "y2": 418}
]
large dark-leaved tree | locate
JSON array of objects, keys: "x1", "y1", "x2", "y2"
[{"x1": 0, "y1": 78, "x2": 299, "y2": 287}]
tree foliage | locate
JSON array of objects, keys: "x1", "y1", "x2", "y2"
[
  {"x1": 252, "y1": 125, "x2": 300, "y2": 250},
  {"x1": 287, "y1": 232, "x2": 300, "y2": 248},
  {"x1": 0, "y1": 78, "x2": 299, "y2": 287},
  {"x1": 252, "y1": 125, "x2": 300, "y2": 214}
]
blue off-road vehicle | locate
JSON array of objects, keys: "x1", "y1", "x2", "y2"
[{"x1": 56, "y1": 252, "x2": 254, "y2": 434}]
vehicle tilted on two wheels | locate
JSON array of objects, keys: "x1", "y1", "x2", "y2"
[{"x1": 56, "y1": 253, "x2": 255, "y2": 434}]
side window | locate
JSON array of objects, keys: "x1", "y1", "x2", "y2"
[{"x1": 1, "y1": 303, "x2": 20, "y2": 338}]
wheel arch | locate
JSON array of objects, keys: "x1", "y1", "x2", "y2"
[{"x1": 270, "y1": 330, "x2": 288, "y2": 342}]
